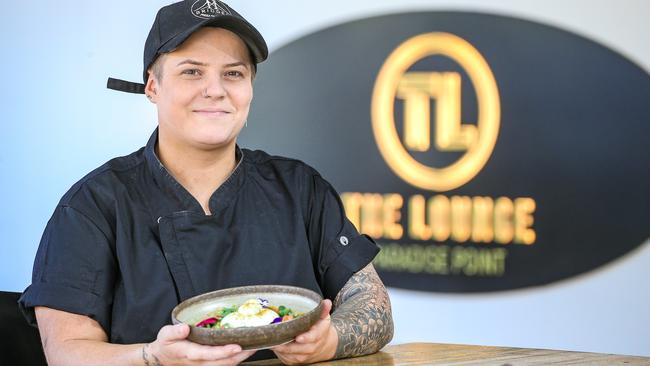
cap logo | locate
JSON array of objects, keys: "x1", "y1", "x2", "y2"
[{"x1": 191, "y1": 0, "x2": 231, "y2": 19}]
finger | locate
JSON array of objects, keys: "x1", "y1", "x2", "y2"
[
  {"x1": 319, "y1": 299, "x2": 332, "y2": 319},
  {"x1": 271, "y1": 342, "x2": 290, "y2": 353},
  {"x1": 203, "y1": 349, "x2": 256, "y2": 366},
  {"x1": 295, "y1": 317, "x2": 330, "y2": 344},
  {"x1": 184, "y1": 343, "x2": 243, "y2": 361},
  {"x1": 274, "y1": 354, "x2": 303, "y2": 366},
  {"x1": 272, "y1": 341, "x2": 297, "y2": 353},
  {"x1": 275, "y1": 300, "x2": 332, "y2": 347},
  {"x1": 272, "y1": 347, "x2": 301, "y2": 366},
  {"x1": 228, "y1": 349, "x2": 257, "y2": 364},
  {"x1": 157, "y1": 323, "x2": 190, "y2": 343},
  {"x1": 273, "y1": 340, "x2": 318, "y2": 356},
  {"x1": 272, "y1": 353, "x2": 296, "y2": 366}
]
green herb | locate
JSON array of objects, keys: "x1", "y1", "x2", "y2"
[
  {"x1": 277, "y1": 305, "x2": 286, "y2": 316},
  {"x1": 221, "y1": 306, "x2": 238, "y2": 317}
]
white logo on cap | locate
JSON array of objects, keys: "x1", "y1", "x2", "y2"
[{"x1": 191, "y1": 0, "x2": 231, "y2": 19}]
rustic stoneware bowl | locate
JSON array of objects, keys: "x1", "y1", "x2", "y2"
[{"x1": 171, "y1": 285, "x2": 323, "y2": 350}]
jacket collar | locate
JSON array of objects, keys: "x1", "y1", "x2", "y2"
[{"x1": 144, "y1": 128, "x2": 246, "y2": 215}]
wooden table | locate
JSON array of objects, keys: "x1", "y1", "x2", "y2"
[{"x1": 244, "y1": 342, "x2": 650, "y2": 365}]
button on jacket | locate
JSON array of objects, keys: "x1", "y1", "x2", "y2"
[{"x1": 19, "y1": 129, "x2": 379, "y2": 348}]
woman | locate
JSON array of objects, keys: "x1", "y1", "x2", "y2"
[{"x1": 19, "y1": 1, "x2": 393, "y2": 365}]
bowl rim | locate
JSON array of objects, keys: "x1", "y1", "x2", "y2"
[{"x1": 171, "y1": 285, "x2": 324, "y2": 333}]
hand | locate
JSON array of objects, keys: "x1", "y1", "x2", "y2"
[
  {"x1": 271, "y1": 299, "x2": 338, "y2": 365},
  {"x1": 145, "y1": 323, "x2": 256, "y2": 366}
]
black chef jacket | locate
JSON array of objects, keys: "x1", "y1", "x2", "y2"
[{"x1": 19, "y1": 129, "x2": 379, "y2": 355}]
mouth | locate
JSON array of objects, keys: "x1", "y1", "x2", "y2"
[{"x1": 193, "y1": 108, "x2": 232, "y2": 117}]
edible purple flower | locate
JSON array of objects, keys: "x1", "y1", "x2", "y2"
[
  {"x1": 258, "y1": 298, "x2": 269, "y2": 308},
  {"x1": 196, "y1": 317, "x2": 218, "y2": 328},
  {"x1": 272, "y1": 317, "x2": 282, "y2": 324}
]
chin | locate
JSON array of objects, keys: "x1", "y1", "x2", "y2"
[{"x1": 191, "y1": 131, "x2": 239, "y2": 149}]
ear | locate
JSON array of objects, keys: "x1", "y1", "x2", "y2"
[{"x1": 144, "y1": 70, "x2": 158, "y2": 103}]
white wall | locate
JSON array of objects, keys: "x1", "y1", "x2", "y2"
[{"x1": 1, "y1": 0, "x2": 648, "y2": 357}]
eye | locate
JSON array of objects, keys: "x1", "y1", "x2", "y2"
[
  {"x1": 181, "y1": 69, "x2": 202, "y2": 76},
  {"x1": 225, "y1": 70, "x2": 245, "y2": 79}
]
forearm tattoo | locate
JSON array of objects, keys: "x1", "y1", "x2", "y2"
[
  {"x1": 142, "y1": 344, "x2": 162, "y2": 366},
  {"x1": 331, "y1": 264, "x2": 394, "y2": 359}
]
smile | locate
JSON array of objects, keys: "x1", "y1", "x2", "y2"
[{"x1": 193, "y1": 109, "x2": 232, "y2": 117}]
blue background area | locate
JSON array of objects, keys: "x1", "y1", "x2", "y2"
[{"x1": 1, "y1": 2, "x2": 159, "y2": 290}]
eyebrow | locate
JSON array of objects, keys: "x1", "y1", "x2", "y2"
[
  {"x1": 175, "y1": 59, "x2": 249, "y2": 69},
  {"x1": 176, "y1": 59, "x2": 208, "y2": 67}
]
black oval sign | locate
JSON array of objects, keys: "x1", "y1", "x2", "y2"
[{"x1": 241, "y1": 12, "x2": 650, "y2": 292}]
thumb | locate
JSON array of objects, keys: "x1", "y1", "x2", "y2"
[
  {"x1": 157, "y1": 323, "x2": 190, "y2": 343},
  {"x1": 320, "y1": 299, "x2": 332, "y2": 319}
]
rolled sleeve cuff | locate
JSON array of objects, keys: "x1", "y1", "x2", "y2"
[
  {"x1": 322, "y1": 234, "x2": 380, "y2": 300},
  {"x1": 18, "y1": 283, "x2": 110, "y2": 334}
]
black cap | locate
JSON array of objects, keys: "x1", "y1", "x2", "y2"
[{"x1": 107, "y1": 0, "x2": 268, "y2": 94}]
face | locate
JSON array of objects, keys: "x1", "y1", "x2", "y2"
[{"x1": 146, "y1": 27, "x2": 254, "y2": 152}]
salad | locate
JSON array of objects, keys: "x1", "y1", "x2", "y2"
[{"x1": 195, "y1": 298, "x2": 302, "y2": 329}]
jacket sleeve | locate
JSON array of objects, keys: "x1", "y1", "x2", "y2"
[
  {"x1": 18, "y1": 205, "x2": 117, "y2": 335},
  {"x1": 307, "y1": 173, "x2": 380, "y2": 300}
]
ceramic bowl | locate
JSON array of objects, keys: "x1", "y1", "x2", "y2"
[{"x1": 171, "y1": 285, "x2": 323, "y2": 350}]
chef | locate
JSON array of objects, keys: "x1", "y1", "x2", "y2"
[{"x1": 19, "y1": 1, "x2": 393, "y2": 365}]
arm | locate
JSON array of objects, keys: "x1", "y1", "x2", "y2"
[
  {"x1": 272, "y1": 172, "x2": 392, "y2": 364},
  {"x1": 35, "y1": 307, "x2": 255, "y2": 366},
  {"x1": 272, "y1": 263, "x2": 393, "y2": 364},
  {"x1": 36, "y1": 306, "x2": 141, "y2": 366},
  {"x1": 331, "y1": 263, "x2": 394, "y2": 358}
]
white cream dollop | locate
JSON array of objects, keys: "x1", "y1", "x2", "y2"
[{"x1": 220, "y1": 299, "x2": 279, "y2": 328}]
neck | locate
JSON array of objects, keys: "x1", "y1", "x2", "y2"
[{"x1": 156, "y1": 133, "x2": 238, "y2": 215}]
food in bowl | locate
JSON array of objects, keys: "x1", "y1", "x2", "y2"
[
  {"x1": 195, "y1": 298, "x2": 302, "y2": 329},
  {"x1": 171, "y1": 285, "x2": 324, "y2": 349}
]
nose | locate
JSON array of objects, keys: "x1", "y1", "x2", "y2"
[{"x1": 202, "y1": 74, "x2": 226, "y2": 99}]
